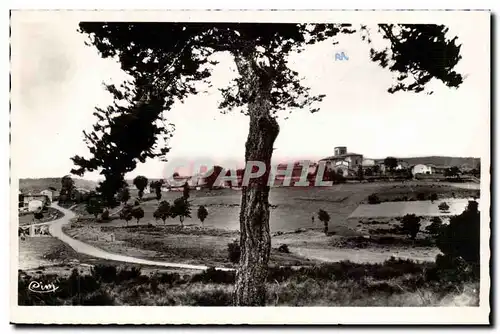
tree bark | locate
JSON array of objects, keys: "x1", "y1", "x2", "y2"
[{"x1": 233, "y1": 49, "x2": 279, "y2": 306}]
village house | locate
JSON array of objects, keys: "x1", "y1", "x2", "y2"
[
  {"x1": 40, "y1": 189, "x2": 55, "y2": 202},
  {"x1": 412, "y1": 164, "x2": 433, "y2": 176},
  {"x1": 320, "y1": 146, "x2": 363, "y2": 177},
  {"x1": 21, "y1": 194, "x2": 48, "y2": 209}
]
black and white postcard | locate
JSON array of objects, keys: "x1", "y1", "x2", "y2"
[{"x1": 9, "y1": 9, "x2": 491, "y2": 325}]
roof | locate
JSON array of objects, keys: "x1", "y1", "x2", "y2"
[{"x1": 320, "y1": 153, "x2": 363, "y2": 161}]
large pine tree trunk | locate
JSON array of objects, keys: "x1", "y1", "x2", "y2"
[{"x1": 233, "y1": 50, "x2": 279, "y2": 306}]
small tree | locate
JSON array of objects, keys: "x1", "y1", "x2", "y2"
[
  {"x1": 228, "y1": 240, "x2": 241, "y2": 264},
  {"x1": 438, "y1": 202, "x2": 450, "y2": 213},
  {"x1": 368, "y1": 193, "x2": 380, "y2": 204},
  {"x1": 119, "y1": 204, "x2": 134, "y2": 227},
  {"x1": 131, "y1": 206, "x2": 145, "y2": 226},
  {"x1": 401, "y1": 214, "x2": 421, "y2": 240},
  {"x1": 170, "y1": 197, "x2": 191, "y2": 227},
  {"x1": 183, "y1": 181, "x2": 190, "y2": 200},
  {"x1": 437, "y1": 200, "x2": 480, "y2": 269},
  {"x1": 318, "y1": 209, "x2": 330, "y2": 235},
  {"x1": 150, "y1": 180, "x2": 163, "y2": 201},
  {"x1": 86, "y1": 197, "x2": 104, "y2": 219},
  {"x1": 133, "y1": 175, "x2": 149, "y2": 199},
  {"x1": 430, "y1": 193, "x2": 438, "y2": 203},
  {"x1": 197, "y1": 205, "x2": 208, "y2": 226},
  {"x1": 426, "y1": 216, "x2": 444, "y2": 237},
  {"x1": 117, "y1": 187, "x2": 131, "y2": 204},
  {"x1": 357, "y1": 165, "x2": 364, "y2": 181},
  {"x1": 155, "y1": 200, "x2": 171, "y2": 224},
  {"x1": 384, "y1": 157, "x2": 399, "y2": 172}
]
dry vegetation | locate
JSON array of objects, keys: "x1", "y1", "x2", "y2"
[{"x1": 18, "y1": 259, "x2": 479, "y2": 306}]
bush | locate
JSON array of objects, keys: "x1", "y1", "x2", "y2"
[
  {"x1": 91, "y1": 265, "x2": 117, "y2": 283},
  {"x1": 190, "y1": 267, "x2": 235, "y2": 284},
  {"x1": 436, "y1": 201, "x2": 480, "y2": 267},
  {"x1": 430, "y1": 193, "x2": 438, "y2": 202},
  {"x1": 367, "y1": 194, "x2": 380, "y2": 204},
  {"x1": 416, "y1": 193, "x2": 426, "y2": 201},
  {"x1": 101, "y1": 209, "x2": 110, "y2": 221},
  {"x1": 438, "y1": 202, "x2": 450, "y2": 212},
  {"x1": 401, "y1": 214, "x2": 421, "y2": 240},
  {"x1": 227, "y1": 240, "x2": 241, "y2": 264},
  {"x1": 116, "y1": 267, "x2": 142, "y2": 283},
  {"x1": 277, "y1": 244, "x2": 290, "y2": 253},
  {"x1": 425, "y1": 217, "x2": 444, "y2": 237}
]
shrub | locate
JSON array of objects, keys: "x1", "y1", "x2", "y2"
[
  {"x1": 416, "y1": 193, "x2": 426, "y2": 201},
  {"x1": 277, "y1": 244, "x2": 290, "y2": 253},
  {"x1": 190, "y1": 267, "x2": 236, "y2": 284},
  {"x1": 438, "y1": 202, "x2": 450, "y2": 212},
  {"x1": 436, "y1": 201, "x2": 480, "y2": 268},
  {"x1": 91, "y1": 265, "x2": 117, "y2": 283},
  {"x1": 425, "y1": 217, "x2": 444, "y2": 237},
  {"x1": 318, "y1": 209, "x2": 330, "y2": 235},
  {"x1": 116, "y1": 267, "x2": 142, "y2": 283},
  {"x1": 367, "y1": 194, "x2": 380, "y2": 204},
  {"x1": 227, "y1": 240, "x2": 241, "y2": 263},
  {"x1": 101, "y1": 209, "x2": 110, "y2": 221},
  {"x1": 430, "y1": 193, "x2": 438, "y2": 202},
  {"x1": 401, "y1": 214, "x2": 421, "y2": 240}
]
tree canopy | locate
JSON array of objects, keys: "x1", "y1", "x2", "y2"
[{"x1": 74, "y1": 21, "x2": 464, "y2": 306}]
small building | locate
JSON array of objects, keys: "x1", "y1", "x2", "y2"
[
  {"x1": 320, "y1": 146, "x2": 364, "y2": 174},
  {"x1": 412, "y1": 164, "x2": 433, "y2": 176},
  {"x1": 22, "y1": 194, "x2": 48, "y2": 209},
  {"x1": 40, "y1": 190, "x2": 53, "y2": 202},
  {"x1": 362, "y1": 158, "x2": 375, "y2": 168}
]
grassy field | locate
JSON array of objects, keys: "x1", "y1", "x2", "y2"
[
  {"x1": 87, "y1": 181, "x2": 479, "y2": 233},
  {"x1": 62, "y1": 181, "x2": 480, "y2": 266},
  {"x1": 18, "y1": 259, "x2": 479, "y2": 306},
  {"x1": 63, "y1": 221, "x2": 319, "y2": 268},
  {"x1": 18, "y1": 207, "x2": 64, "y2": 226},
  {"x1": 19, "y1": 177, "x2": 97, "y2": 193}
]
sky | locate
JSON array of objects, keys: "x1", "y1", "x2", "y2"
[{"x1": 11, "y1": 14, "x2": 489, "y2": 181}]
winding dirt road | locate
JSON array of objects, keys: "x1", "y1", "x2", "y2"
[{"x1": 48, "y1": 203, "x2": 233, "y2": 271}]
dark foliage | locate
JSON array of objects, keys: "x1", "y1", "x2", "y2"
[
  {"x1": 86, "y1": 196, "x2": 104, "y2": 218},
  {"x1": 436, "y1": 200, "x2": 480, "y2": 266},
  {"x1": 133, "y1": 176, "x2": 149, "y2": 199},
  {"x1": 401, "y1": 214, "x2": 421, "y2": 240},
  {"x1": 197, "y1": 205, "x2": 208, "y2": 224},
  {"x1": 154, "y1": 200, "x2": 171, "y2": 224},
  {"x1": 277, "y1": 244, "x2": 290, "y2": 253},
  {"x1": 191, "y1": 267, "x2": 236, "y2": 284},
  {"x1": 368, "y1": 193, "x2": 381, "y2": 204},
  {"x1": 384, "y1": 157, "x2": 398, "y2": 171},
  {"x1": 318, "y1": 209, "x2": 330, "y2": 235},
  {"x1": 438, "y1": 201, "x2": 450, "y2": 212},
  {"x1": 227, "y1": 239, "x2": 241, "y2": 263},
  {"x1": 117, "y1": 186, "x2": 131, "y2": 204},
  {"x1": 170, "y1": 197, "x2": 191, "y2": 224}
]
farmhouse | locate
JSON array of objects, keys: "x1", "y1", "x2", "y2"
[
  {"x1": 40, "y1": 189, "x2": 54, "y2": 202},
  {"x1": 320, "y1": 146, "x2": 363, "y2": 176},
  {"x1": 21, "y1": 194, "x2": 48, "y2": 209},
  {"x1": 412, "y1": 164, "x2": 433, "y2": 175}
]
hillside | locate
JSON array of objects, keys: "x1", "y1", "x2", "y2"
[
  {"x1": 19, "y1": 178, "x2": 98, "y2": 193},
  {"x1": 374, "y1": 156, "x2": 480, "y2": 169},
  {"x1": 400, "y1": 156, "x2": 480, "y2": 169}
]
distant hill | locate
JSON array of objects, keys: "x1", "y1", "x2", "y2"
[
  {"x1": 375, "y1": 156, "x2": 480, "y2": 169},
  {"x1": 18, "y1": 177, "x2": 98, "y2": 193}
]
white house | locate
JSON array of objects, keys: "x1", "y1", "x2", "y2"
[
  {"x1": 412, "y1": 164, "x2": 433, "y2": 176},
  {"x1": 40, "y1": 190, "x2": 53, "y2": 202}
]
